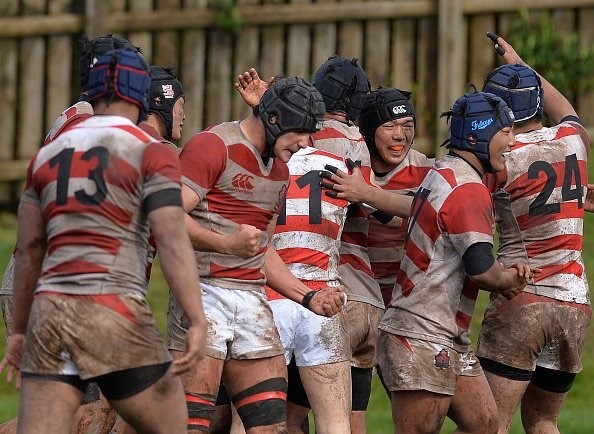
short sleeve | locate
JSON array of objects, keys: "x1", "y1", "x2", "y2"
[
  {"x1": 179, "y1": 131, "x2": 228, "y2": 200},
  {"x1": 438, "y1": 182, "x2": 494, "y2": 256}
]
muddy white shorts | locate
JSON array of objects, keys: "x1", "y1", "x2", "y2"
[
  {"x1": 168, "y1": 282, "x2": 284, "y2": 360},
  {"x1": 270, "y1": 298, "x2": 350, "y2": 367}
]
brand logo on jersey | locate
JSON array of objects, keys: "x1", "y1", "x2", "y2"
[
  {"x1": 392, "y1": 105, "x2": 408, "y2": 115},
  {"x1": 162, "y1": 84, "x2": 175, "y2": 99},
  {"x1": 471, "y1": 118, "x2": 493, "y2": 131},
  {"x1": 274, "y1": 184, "x2": 288, "y2": 214},
  {"x1": 231, "y1": 174, "x2": 255, "y2": 191},
  {"x1": 434, "y1": 349, "x2": 450, "y2": 369}
]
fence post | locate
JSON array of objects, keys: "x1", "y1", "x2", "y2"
[
  {"x1": 85, "y1": 0, "x2": 109, "y2": 38},
  {"x1": 435, "y1": 0, "x2": 464, "y2": 156}
]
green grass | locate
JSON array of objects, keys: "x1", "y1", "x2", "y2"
[{"x1": 2, "y1": 173, "x2": 594, "y2": 431}]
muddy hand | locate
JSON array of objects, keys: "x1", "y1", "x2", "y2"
[{"x1": 308, "y1": 285, "x2": 345, "y2": 317}]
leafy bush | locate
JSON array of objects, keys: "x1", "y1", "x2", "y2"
[{"x1": 508, "y1": 9, "x2": 594, "y2": 97}]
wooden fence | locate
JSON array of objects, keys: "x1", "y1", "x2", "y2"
[{"x1": 0, "y1": 0, "x2": 593, "y2": 207}]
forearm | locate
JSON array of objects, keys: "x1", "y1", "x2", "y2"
[
  {"x1": 184, "y1": 214, "x2": 231, "y2": 254},
  {"x1": 158, "y1": 243, "x2": 206, "y2": 327},
  {"x1": 264, "y1": 248, "x2": 309, "y2": 304},
  {"x1": 469, "y1": 261, "x2": 515, "y2": 293},
  {"x1": 12, "y1": 247, "x2": 44, "y2": 335},
  {"x1": 152, "y1": 208, "x2": 206, "y2": 327},
  {"x1": 364, "y1": 188, "x2": 413, "y2": 219}
]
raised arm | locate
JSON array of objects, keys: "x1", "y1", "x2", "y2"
[{"x1": 487, "y1": 33, "x2": 577, "y2": 124}]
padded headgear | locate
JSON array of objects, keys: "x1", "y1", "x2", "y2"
[
  {"x1": 79, "y1": 34, "x2": 140, "y2": 90},
  {"x1": 312, "y1": 56, "x2": 370, "y2": 122},
  {"x1": 259, "y1": 77, "x2": 325, "y2": 156},
  {"x1": 87, "y1": 49, "x2": 151, "y2": 123},
  {"x1": 482, "y1": 64, "x2": 543, "y2": 122},
  {"x1": 444, "y1": 91, "x2": 514, "y2": 172},
  {"x1": 358, "y1": 87, "x2": 416, "y2": 152},
  {"x1": 148, "y1": 66, "x2": 184, "y2": 141}
]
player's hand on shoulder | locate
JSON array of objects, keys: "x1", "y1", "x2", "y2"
[
  {"x1": 307, "y1": 285, "x2": 346, "y2": 317},
  {"x1": 225, "y1": 224, "x2": 264, "y2": 258},
  {"x1": 0, "y1": 333, "x2": 25, "y2": 388},
  {"x1": 320, "y1": 161, "x2": 370, "y2": 203},
  {"x1": 171, "y1": 325, "x2": 206, "y2": 375}
]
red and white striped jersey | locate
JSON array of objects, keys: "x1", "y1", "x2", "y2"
[
  {"x1": 181, "y1": 121, "x2": 289, "y2": 292},
  {"x1": 338, "y1": 202, "x2": 384, "y2": 308},
  {"x1": 43, "y1": 101, "x2": 93, "y2": 145},
  {"x1": 367, "y1": 149, "x2": 433, "y2": 306},
  {"x1": 266, "y1": 120, "x2": 362, "y2": 300},
  {"x1": 380, "y1": 155, "x2": 494, "y2": 352},
  {"x1": 21, "y1": 115, "x2": 182, "y2": 297},
  {"x1": 2, "y1": 102, "x2": 94, "y2": 296},
  {"x1": 485, "y1": 121, "x2": 590, "y2": 304}
]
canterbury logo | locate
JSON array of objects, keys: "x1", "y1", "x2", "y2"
[
  {"x1": 392, "y1": 105, "x2": 408, "y2": 115},
  {"x1": 231, "y1": 174, "x2": 255, "y2": 190}
]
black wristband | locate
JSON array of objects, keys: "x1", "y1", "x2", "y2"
[{"x1": 301, "y1": 290, "x2": 317, "y2": 309}]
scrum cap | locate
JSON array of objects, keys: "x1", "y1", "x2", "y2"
[
  {"x1": 80, "y1": 34, "x2": 140, "y2": 90},
  {"x1": 444, "y1": 91, "x2": 514, "y2": 171},
  {"x1": 259, "y1": 76, "x2": 325, "y2": 156},
  {"x1": 86, "y1": 49, "x2": 151, "y2": 122},
  {"x1": 148, "y1": 66, "x2": 184, "y2": 141},
  {"x1": 312, "y1": 56, "x2": 370, "y2": 122},
  {"x1": 358, "y1": 87, "x2": 416, "y2": 152},
  {"x1": 482, "y1": 64, "x2": 543, "y2": 122}
]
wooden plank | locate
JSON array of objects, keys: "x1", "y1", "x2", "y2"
[
  {"x1": 390, "y1": 18, "x2": 415, "y2": 91},
  {"x1": 85, "y1": 0, "x2": 109, "y2": 38},
  {"x1": 232, "y1": 0, "x2": 261, "y2": 120},
  {"x1": 287, "y1": 0, "x2": 312, "y2": 79},
  {"x1": 311, "y1": 0, "x2": 337, "y2": 77},
  {"x1": 46, "y1": 0, "x2": 73, "y2": 131},
  {"x1": 128, "y1": 0, "x2": 153, "y2": 60},
  {"x1": 110, "y1": 1, "x2": 435, "y2": 30},
  {"x1": 435, "y1": 0, "x2": 464, "y2": 157},
  {"x1": 205, "y1": 29, "x2": 233, "y2": 126},
  {"x1": 153, "y1": 0, "x2": 180, "y2": 69},
  {"x1": 463, "y1": 0, "x2": 594, "y2": 14},
  {"x1": 364, "y1": 0, "x2": 390, "y2": 89},
  {"x1": 261, "y1": 0, "x2": 285, "y2": 79},
  {"x1": 17, "y1": 0, "x2": 46, "y2": 160},
  {"x1": 0, "y1": 161, "x2": 30, "y2": 182},
  {"x1": 468, "y1": 14, "x2": 496, "y2": 91},
  {"x1": 338, "y1": 0, "x2": 364, "y2": 61},
  {"x1": 180, "y1": 0, "x2": 208, "y2": 143},
  {"x1": 0, "y1": 0, "x2": 18, "y2": 162},
  {"x1": 6, "y1": 0, "x2": 594, "y2": 38},
  {"x1": 577, "y1": 8, "x2": 594, "y2": 125}
]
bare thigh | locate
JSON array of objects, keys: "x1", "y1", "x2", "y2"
[
  {"x1": 391, "y1": 390, "x2": 451, "y2": 434},
  {"x1": 108, "y1": 366, "x2": 187, "y2": 434},
  {"x1": 448, "y1": 374, "x2": 498, "y2": 434},
  {"x1": 299, "y1": 361, "x2": 351, "y2": 434},
  {"x1": 17, "y1": 378, "x2": 83, "y2": 434}
]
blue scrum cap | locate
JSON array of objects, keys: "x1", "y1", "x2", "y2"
[{"x1": 482, "y1": 64, "x2": 543, "y2": 122}]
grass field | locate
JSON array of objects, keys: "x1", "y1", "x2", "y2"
[{"x1": 1, "y1": 174, "x2": 594, "y2": 432}]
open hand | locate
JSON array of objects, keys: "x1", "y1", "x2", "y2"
[{"x1": 234, "y1": 68, "x2": 270, "y2": 108}]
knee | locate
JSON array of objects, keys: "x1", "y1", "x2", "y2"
[{"x1": 521, "y1": 406, "x2": 559, "y2": 434}]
